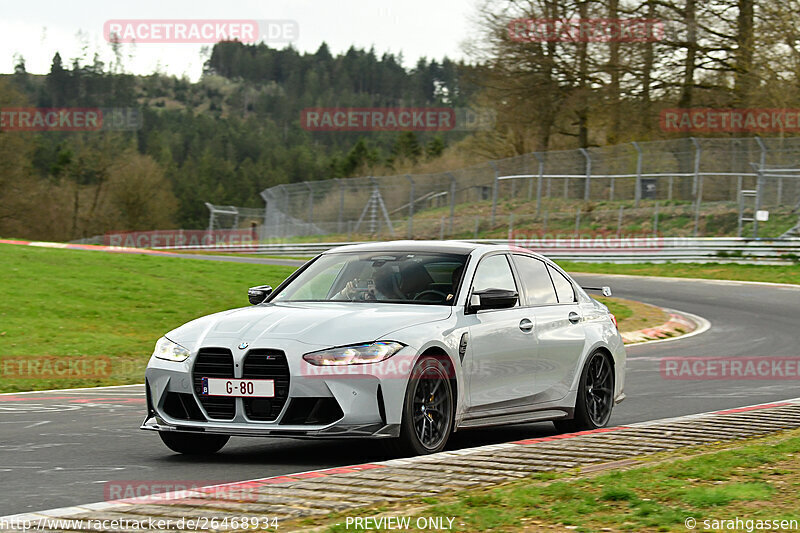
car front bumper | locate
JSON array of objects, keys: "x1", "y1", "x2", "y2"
[
  {"x1": 140, "y1": 415, "x2": 400, "y2": 438},
  {"x1": 141, "y1": 340, "x2": 417, "y2": 439}
]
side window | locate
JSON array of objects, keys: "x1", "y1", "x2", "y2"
[
  {"x1": 513, "y1": 255, "x2": 557, "y2": 305},
  {"x1": 471, "y1": 254, "x2": 517, "y2": 293},
  {"x1": 548, "y1": 265, "x2": 576, "y2": 303}
]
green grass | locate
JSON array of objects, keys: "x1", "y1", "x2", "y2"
[
  {"x1": 556, "y1": 261, "x2": 800, "y2": 286},
  {"x1": 0, "y1": 244, "x2": 296, "y2": 392},
  {"x1": 596, "y1": 296, "x2": 633, "y2": 320},
  {"x1": 298, "y1": 431, "x2": 800, "y2": 532}
]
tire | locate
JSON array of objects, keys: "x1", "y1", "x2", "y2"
[
  {"x1": 158, "y1": 431, "x2": 230, "y2": 455},
  {"x1": 554, "y1": 350, "x2": 614, "y2": 433},
  {"x1": 385, "y1": 356, "x2": 455, "y2": 456}
]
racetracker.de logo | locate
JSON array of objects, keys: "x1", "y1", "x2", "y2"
[
  {"x1": 509, "y1": 230, "x2": 667, "y2": 253},
  {"x1": 104, "y1": 229, "x2": 256, "y2": 248},
  {"x1": 508, "y1": 18, "x2": 664, "y2": 42},
  {"x1": 0, "y1": 108, "x2": 141, "y2": 132},
  {"x1": 1, "y1": 356, "x2": 113, "y2": 379},
  {"x1": 300, "y1": 107, "x2": 495, "y2": 132},
  {"x1": 299, "y1": 353, "x2": 456, "y2": 380},
  {"x1": 299, "y1": 355, "x2": 552, "y2": 380},
  {"x1": 104, "y1": 480, "x2": 258, "y2": 503},
  {"x1": 103, "y1": 19, "x2": 298, "y2": 44},
  {"x1": 661, "y1": 357, "x2": 800, "y2": 380},
  {"x1": 660, "y1": 108, "x2": 800, "y2": 133}
]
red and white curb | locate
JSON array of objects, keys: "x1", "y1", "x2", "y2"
[
  {"x1": 622, "y1": 308, "x2": 710, "y2": 346},
  {"x1": 3, "y1": 397, "x2": 799, "y2": 527},
  {"x1": 0, "y1": 239, "x2": 171, "y2": 257}
]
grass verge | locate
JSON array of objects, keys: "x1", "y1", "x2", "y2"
[
  {"x1": 0, "y1": 244, "x2": 296, "y2": 392},
  {"x1": 597, "y1": 296, "x2": 668, "y2": 333},
  {"x1": 288, "y1": 429, "x2": 800, "y2": 532}
]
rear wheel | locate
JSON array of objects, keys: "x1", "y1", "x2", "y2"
[
  {"x1": 554, "y1": 351, "x2": 614, "y2": 433},
  {"x1": 386, "y1": 356, "x2": 454, "y2": 456},
  {"x1": 158, "y1": 431, "x2": 229, "y2": 455}
]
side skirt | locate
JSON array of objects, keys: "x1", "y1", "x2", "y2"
[{"x1": 457, "y1": 408, "x2": 571, "y2": 429}]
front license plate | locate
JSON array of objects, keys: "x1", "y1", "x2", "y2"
[{"x1": 201, "y1": 377, "x2": 275, "y2": 398}]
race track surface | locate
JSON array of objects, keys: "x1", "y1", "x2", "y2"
[{"x1": 2, "y1": 260, "x2": 798, "y2": 516}]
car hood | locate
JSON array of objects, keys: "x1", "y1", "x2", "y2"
[{"x1": 165, "y1": 302, "x2": 452, "y2": 351}]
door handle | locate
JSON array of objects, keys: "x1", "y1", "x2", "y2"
[
  {"x1": 519, "y1": 318, "x2": 534, "y2": 332},
  {"x1": 568, "y1": 312, "x2": 580, "y2": 324}
]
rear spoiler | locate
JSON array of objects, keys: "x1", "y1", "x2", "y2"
[{"x1": 582, "y1": 286, "x2": 613, "y2": 297}]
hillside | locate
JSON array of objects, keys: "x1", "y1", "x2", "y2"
[{"x1": 0, "y1": 42, "x2": 476, "y2": 240}]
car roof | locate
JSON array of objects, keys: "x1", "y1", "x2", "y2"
[
  {"x1": 317, "y1": 241, "x2": 574, "y2": 286},
  {"x1": 323, "y1": 240, "x2": 553, "y2": 262},
  {"x1": 325, "y1": 240, "x2": 479, "y2": 255}
]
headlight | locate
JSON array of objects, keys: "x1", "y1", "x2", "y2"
[
  {"x1": 153, "y1": 337, "x2": 191, "y2": 362},
  {"x1": 302, "y1": 341, "x2": 404, "y2": 366}
]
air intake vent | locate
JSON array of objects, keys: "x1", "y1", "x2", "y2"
[
  {"x1": 162, "y1": 392, "x2": 206, "y2": 421},
  {"x1": 242, "y1": 349, "x2": 290, "y2": 421},
  {"x1": 192, "y1": 347, "x2": 235, "y2": 420},
  {"x1": 280, "y1": 398, "x2": 344, "y2": 425}
]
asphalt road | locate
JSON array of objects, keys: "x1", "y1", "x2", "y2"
[{"x1": 2, "y1": 265, "x2": 799, "y2": 516}]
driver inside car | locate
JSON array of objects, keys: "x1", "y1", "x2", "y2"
[
  {"x1": 332, "y1": 264, "x2": 403, "y2": 301},
  {"x1": 398, "y1": 262, "x2": 434, "y2": 299}
]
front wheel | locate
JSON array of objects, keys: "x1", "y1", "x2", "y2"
[
  {"x1": 158, "y1": 431, "x2": 230, "y2": 455},
  {"x1": 554, "y1": 351, "x2": 614, "y2": 433},
  {"x1": 386, "y1": 356, "x2": 455, "y2": 456}
]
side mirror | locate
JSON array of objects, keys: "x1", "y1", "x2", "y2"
[
  {"x1": 469, "y1": 289, "x2": 518, "y2": 312},
  {"x1": 248, "y1": 285, "x2": 273, "y2": 305}
]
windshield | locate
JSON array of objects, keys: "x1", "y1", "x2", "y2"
[{"x1": 272, "y1": 252, "x2": 467, "y2": 305}]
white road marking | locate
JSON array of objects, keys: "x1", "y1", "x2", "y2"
[{"x1": 24, "y1": 421, "x2": 51, "y2": 429}]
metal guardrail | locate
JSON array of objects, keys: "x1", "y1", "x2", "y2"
[{"x1": 153, "y1": 237, "x2": 800, "y2": 264}]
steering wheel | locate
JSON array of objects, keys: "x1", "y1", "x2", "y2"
[{"x1": 413, "y1": 290, "x2": 448, "y2": 303}]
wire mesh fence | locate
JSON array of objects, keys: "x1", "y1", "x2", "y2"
[{"x1": 207, "y1": 136, "x2": 800, "y2": 241}]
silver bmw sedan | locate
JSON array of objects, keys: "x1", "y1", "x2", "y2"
[{"x1": 142, "y1": 241, "x2": 626, "y2": 455}]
